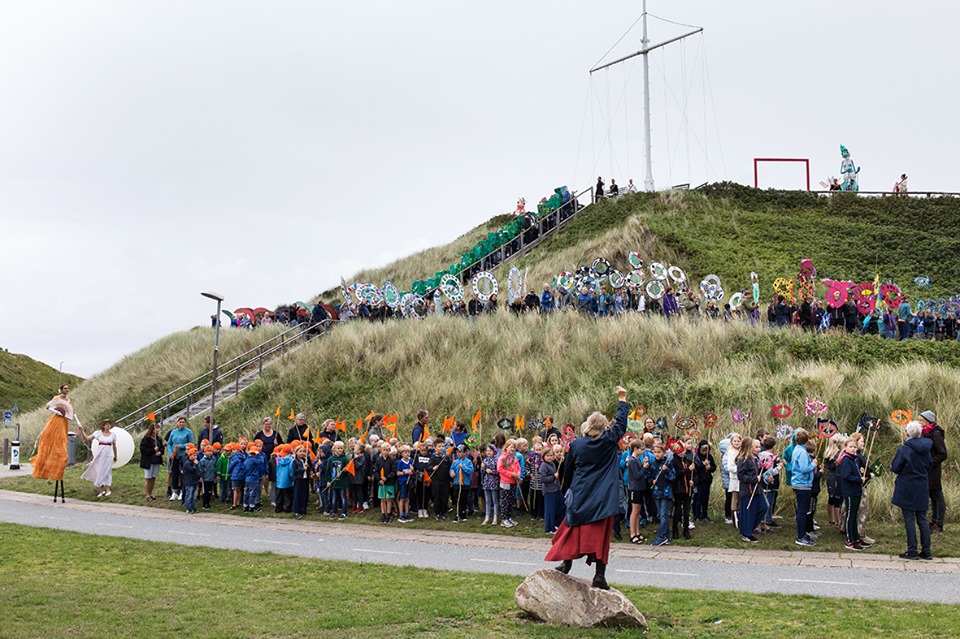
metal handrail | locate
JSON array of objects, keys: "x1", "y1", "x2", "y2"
[
  {"x1": 810, "y1": 190, "x2": 960, "y2": 197},
  {"x1": 116, "y1": 320, "x2": 328, "y2": 431},
  {"x1": 453, "y1": 186, "x2": 595, "y2": 290}
]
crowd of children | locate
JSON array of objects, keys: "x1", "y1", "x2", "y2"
[{"x1": 151, "y1": 413, "x2": 942, "y2": 557}]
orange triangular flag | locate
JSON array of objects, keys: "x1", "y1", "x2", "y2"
[
  {"x1": 385, "y1": 420, "x2": 397, "y2": 435},
  {"x1": 353, "y1": 417, "x2": 363, "y2": 433},
  {"x1": 420, "y1": 425, "x2": 430, "y2": 442},
  {"x1": 336, "y1": 419, "x2": 348, "y2": 433},
  {"x1": 358, "y1": 430, "x2": 368, "y2": 444},
  {"x1": 515, "y1": 415, "x2": 525, "y2": 431},
  {"x1": 343, "y1": 459, "x2": 356, "y2": 476},
  {"x1": 471, "y1": 410, "x2": 482, "y2": 432},
  {"x1": 274, "y1": 405, "x2": 281, "y2": 418},
  {"x1": 441, "y1": 416, "x2": 454, "y2": 433},
  {"x1": 365, "y1": 410, "x2": 376, "y2": 422},
  {"x1": 288, "y1": 409, "x2": 296, "y2": 420},
  {"x1": 145, "y1": 412, "x2": 156, "y2": 423}
]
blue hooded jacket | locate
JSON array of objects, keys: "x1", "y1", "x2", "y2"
[
  {"x1": 791, "y1": 443, "x2": 814, "y2": 489},
  {"x1": 275, "y1": 455, "x2": 294, "y2": 490},
  {"x1": 891, "y1": 437, "x2": 933, "y2": 511},
  {"x1": 229, "y1": 452, "x2": 246, "y2": 481},
  {"x1": 242, "y1": 453, "x2": 266, "y2": 483}
]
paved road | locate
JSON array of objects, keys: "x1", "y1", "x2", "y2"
[{"x1": 2, "y1": 489, "x2": 959, "y2": 603}]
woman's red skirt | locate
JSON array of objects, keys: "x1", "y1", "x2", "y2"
[{"x1": 544, "y1": 515, "x2": 614, "y2": 566}]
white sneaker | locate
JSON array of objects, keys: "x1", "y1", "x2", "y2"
[
  {"x1": 362, "y1": 502, "x2": 369, "y2": 511},
  {"x1": 169, "y1": 493, "x2": 177, "y2": 501},
  {"x1": 492, "y1": 517, "x2": 499, "y2": 526},
  {"x1": 501, "y1": 520, "x2": 514, "y2": 528},
  {"x1": 97, "y1": 490, "x2": 106, "y2": 498},
  {"x1": 688, "y1": 521, "x2": 695, "y2": 529},
  {"x1": 481, "y1": 517, "x2": 490, "y2": 525}
]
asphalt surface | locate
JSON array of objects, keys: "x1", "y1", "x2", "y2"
[{"x1": 1, "y1": 491, "x2": 959, "y2": 603}]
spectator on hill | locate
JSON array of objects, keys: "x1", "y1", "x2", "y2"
[
  {"x1": 577, "y1": 287, "x2": 596, "y2": 315},
  {"x1": 595, "y1": 177, "x2": 605, "y2": 202},
  {"x1": 894, "y1": 174, "x2": 908, "y2": 195},
  {"x1": 662, "y1": 286, "x2": 679, "y2": 318},
  {"x1": 898, "y1": 295, "x2": 914, "y2": 340},
  {"x1": 540, "y1": 284, "x2": 555, "y2": 313},
  {"x1": 556, "y1": 286, "x2": 573, "y2": 310},
  {"x1": 484, "y1": 293, "x2": 499, "y2": 314},
  {"x1": 524, "y1": 290, "x2": 539, "y2": 312},
  {"x1": 626, "y1": 179, "x2": 637, "y2": 193},
  {"x1": 774, "y1": 296, "x2": 791, "y2": 327},
  {"x1": 609, "y1": 179, "x2": 619, "y2": 197}
]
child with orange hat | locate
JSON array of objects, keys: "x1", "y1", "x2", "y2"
[
  {"x1": 291, "y1": 444, "x2": 315, "y2": 519},
  {"x1": 275, "y1": 445, "x2": 294, "y2": 513},
  {"x1": 198, "y1": 446, "x2": 218, "y2": 510},
  {"x1": 217, "y1": 444, "x2": 232, "y2": 504},
  {"x1": 228, "y1": 443, "x2": 246, "y2": 510},
  {"x1": 181, "y1": 449, "x2": 201, "y2": 514},
  {"x1": 242, "y1": 443, "x2": 266, "y2": 513}
]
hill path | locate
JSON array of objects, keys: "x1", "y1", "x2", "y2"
[{"x1": 2, "y1": 489, "x2": 959, "y2": 603}]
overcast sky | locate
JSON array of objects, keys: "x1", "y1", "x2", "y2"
[{"x1": 4, "y1": 1, "x2": 958, "y2": 378}]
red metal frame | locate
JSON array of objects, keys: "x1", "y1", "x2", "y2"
[{"x1": 753, "y1": 158, "x2": 811, "y2": 191}]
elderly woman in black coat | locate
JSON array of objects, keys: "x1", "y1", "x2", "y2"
[
  {"x1": 545, "y1": 386, "x2": 628, "y2": 590},
  {"x1": 891, "y1": 421, "x2": 934, "y2": 560}
]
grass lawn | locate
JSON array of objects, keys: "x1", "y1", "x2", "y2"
[
  {"x1": 3, "y1": 463, "x2": 958, "y2": 559},
  {"x1": 0, "y1": 522, "x2": 957, "y2": 639}
]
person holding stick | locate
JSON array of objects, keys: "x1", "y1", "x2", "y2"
[
  {"x1": 736, "y1": 437, "x2": 765, "y2": 543},
  {"x1": 545, "y1": 386, "x2": 630, "y2": 590},
  {"x1": 791, "y1": 429, "x2": 817, "y2": 546},
  {"x1": 450, "y1": 445, "x2": 474, "y2": 522},
  {"x1": 645, "y1": 443, "x2": 676, "y2": 547}
]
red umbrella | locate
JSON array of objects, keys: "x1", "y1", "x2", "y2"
[
  {"x1": 234, "y1": 307, "x2": 255, "y2": 318},
  {"x1": 253, "y1": 306, "x2": 271, "y2": 316}
]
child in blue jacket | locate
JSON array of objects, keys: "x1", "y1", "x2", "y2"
[
  {"x1": 242, "y1": 447, "x2": 266, "y2": 512},
  {"x1": 197, "y1": 446, "x2": 218, "y2": 510},
  {"x1": 228, "y1": 447, "x2": 246, "y2": 510},
  {"x1": 645, "y1": 443, "x2": 676, "y2": 547},
  {"x1": 275, "y1": 447, "x2": 294, "y2": 513},
  {"x1": 450, "y1": 445, "x2": 475, "y2": 522}
]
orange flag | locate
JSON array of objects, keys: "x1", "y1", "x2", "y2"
[
  {"x1": 274, "y1": 405, "x2": 281, "y2": 418},
  {"x1": 420, "y1": 425, "x2": 431, "y2": 443},
  {"x1": 145, "y1": 412, "x2": 156, "y2": 423},
  {"x1": 515, "y1": 415, "x2": 525, "y2": 432},
  {"x1": 471, "y1": 410, "x2": 482, "y2": 432},
  {"x1": 288, "y1": 409, "x2": 296, "y2": 420},
  {"x1": 365, "y1": 410, "x2": 376, "y2": 422},
  {"x1": 336, "y1": 419, "x2": 348, "y2": 433},
  {"x1": 441, "y1": 416, "x2": 454, "y2": 434},
  {"x1": 545, "y1": 416, "x2": 552, "y2": 427},
  {"x1": 353, "y1": 417, "x2": 363, "y2": 433},
  {"x1": 343, "y1": 459, "x2": 356, "y2": 476},
  {"x1": 359, "y1": 430, "x2": 368, "y2": 444}
]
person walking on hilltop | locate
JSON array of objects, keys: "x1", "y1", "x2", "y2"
[
  {"x1": 595, "y1": 177, "x2": 605, "y2": 203},
  {"x1": 918, "y1": 410, "x2": 948, "y2": 533},
  {"x1": 545, "y1": 385, "x2": 630, "y2": 590}
]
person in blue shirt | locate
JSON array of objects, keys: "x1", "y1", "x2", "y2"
[
  {"x1": 645, "y1": 443, "x2": 676, "y2": 547},
  {"x1": 228, "y1": 443, "x2": 247, "y2": 510},
  {"x1": 791, "y1": 429, "x2": 817, "y2": 546},
  {"x1": 242, "y1": 445, "x2": 266, "y2": 513},
  {"x1": 396, "y1": 445, "x2": 415, "y2": 522},
  {"x1": 450, "y1": 445, "x2": 475, "y2": 522},
  {"x1": 166, "y1": 417, "x2": 194, "y2": 501},
  {"x1": 540, "y1": 284, "x2": 555, "y2": 313},
  {"x1": 275, "y1": 446, "x2": 294, "y2": 513},
  {"x1": 197, "y1": 446, "x2": 218, "y2": 510}
]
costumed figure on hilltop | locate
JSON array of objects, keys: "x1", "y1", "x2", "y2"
[
  {"x1": 545, "y1": 385, "x2": 629, "y2": 590},
  {"x1": 839, "y1": 145, "x2": 860, "y2": 192},
  {"x1": 31, "y1": 384, "x2": 82, "y2": 502}
]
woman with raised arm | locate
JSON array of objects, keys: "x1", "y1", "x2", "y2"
[{"x1": 545, "y1": 385, "x2": 629, "y2": 590}]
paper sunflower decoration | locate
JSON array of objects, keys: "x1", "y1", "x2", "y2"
[
  {"x1": 645, "y1": 279, "x2": 666, "y2": 300},
  {"x1": 592, "y1": 258, "x2": 611, "y2": 278},
  {"x1": 608, "y1": 269, "x2": 625, "y2": 289},
  {"x1": 675, "y1": 416, "x2": 697, "y2": 431},
  {"x1": 703, "y1": 413, "x2": 718, "y2": 429},
  {"x1": 628, "y1": 251, "x2": 644, "y2": 269},
  {"x1": 627, "y1": 269, "x2": 647, "y2": 286},
  {"x1": 889, "y1": 409, "x2": 912, "y2": 426},
  {"x1": 649, "y1": 262, "x2": 668, "y2": 280}
]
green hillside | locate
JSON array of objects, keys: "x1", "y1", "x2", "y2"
[{"x1": 0, "y1": 350, "x2": 82, "y2": 414}]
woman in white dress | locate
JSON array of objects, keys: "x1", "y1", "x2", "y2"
[{"x1": 79, "y1": 420, "x2": 118, "y2": 497}]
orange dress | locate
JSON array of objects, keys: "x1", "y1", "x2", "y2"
[{"x1": 31, "y1": 396, "x2": 73, "y2": 481}]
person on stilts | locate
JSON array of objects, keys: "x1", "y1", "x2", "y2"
[{"x1": 545, "y1": 385, "x2": 629, "y2": 590}]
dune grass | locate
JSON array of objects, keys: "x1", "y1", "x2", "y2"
[
  {"x1": 0, "y1": 350, "x2": 83, "y2": 415},
  {"x1": 16, "y1": 324, "x2": 289, "y2": 444},
  {"x1": 3, "y1": 522, "x2": 959, "y2": 639}
]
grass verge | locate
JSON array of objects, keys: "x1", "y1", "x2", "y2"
[{"x1": 2, "y1": 522, "x2": 959, "y2": 639}]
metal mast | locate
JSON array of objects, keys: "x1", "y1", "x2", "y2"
[{"x1": 589, "y1": 2, "x2": 702, "y2": 192}]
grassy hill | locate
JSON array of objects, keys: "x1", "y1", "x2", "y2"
[{"x1": 0, "y1": 350, "x2": 82, "y2": 414}]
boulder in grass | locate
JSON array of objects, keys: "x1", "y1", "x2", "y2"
[{"x1": 514, "y1": 568, "x2": 647, "y2": 629}]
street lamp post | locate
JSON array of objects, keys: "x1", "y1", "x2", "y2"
[{"x1": 201, "y1": 292, "x2": 224, "y2": 434}]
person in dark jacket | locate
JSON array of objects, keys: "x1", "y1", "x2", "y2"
[
  {"x1": 540, "y1": 448, "x2": 564, "y2": 534},
  {"x1": 892, "y1": 421, "x2": 934, "y2": 559},
  {"x1": 428, "y1": 440, "x2": 452, "y2": 521},
  {"x1": 672, "y1": 437, "x2": 695, "y2": 540},
  {"x1": 545, "y1": 386, "x2": 629, "y2": 590},
  {"x1": 693, "y1": 439, "x2": 716, "y2": 522},
  {"x1": 139, "y1": 423, "x2": 164, "y2": 501},
  {"x1": 774, "y1": 296, "x2": 791, "y2": 326},
  {"x1": 839, "y1": 439, "x2": 866, "y2": 550},
  {"x1": 919, "y1": 410, "x2": 948, "y2": 532}
]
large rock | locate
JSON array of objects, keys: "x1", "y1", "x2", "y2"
[{"x1": 514, "y1": 568, "x2": 648, "y2": 629}]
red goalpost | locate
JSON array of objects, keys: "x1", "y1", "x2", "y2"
[{"x1": 753, "y1": 158, "x2": 811, "y2": 191}]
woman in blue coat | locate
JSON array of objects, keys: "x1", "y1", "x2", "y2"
[
  {"x1": 891, "y1": 421, "x2": 934, "y2": 559},
  {"x1": 545, "y1": 386, "x2": 629, "y2": 590}
]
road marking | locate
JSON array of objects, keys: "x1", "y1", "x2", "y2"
[
  {"x1": 470, "y1": 559, "x2": 540, "y2": 567},
  {"x1": 253, "y1": 539, "x2": 301, "y2": 547},
  {"x1": 97, "y1": 522, "x2": 133, "y2": 529},
  {"x1": 40, "y1": 515, "x2": 68, "y2": 521},
  {"x1": 353, "y1": 548, "x2": 411, "y2": 556},
  {"x1": 778, "y1": 578, "x2": 865, "y2": 586},
  {"x1": 616, "y1": 569, "x2": 699, "y2": 577},
  {"x1": 167, "y1": 530, "x2": 212, "y2": 537}
]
